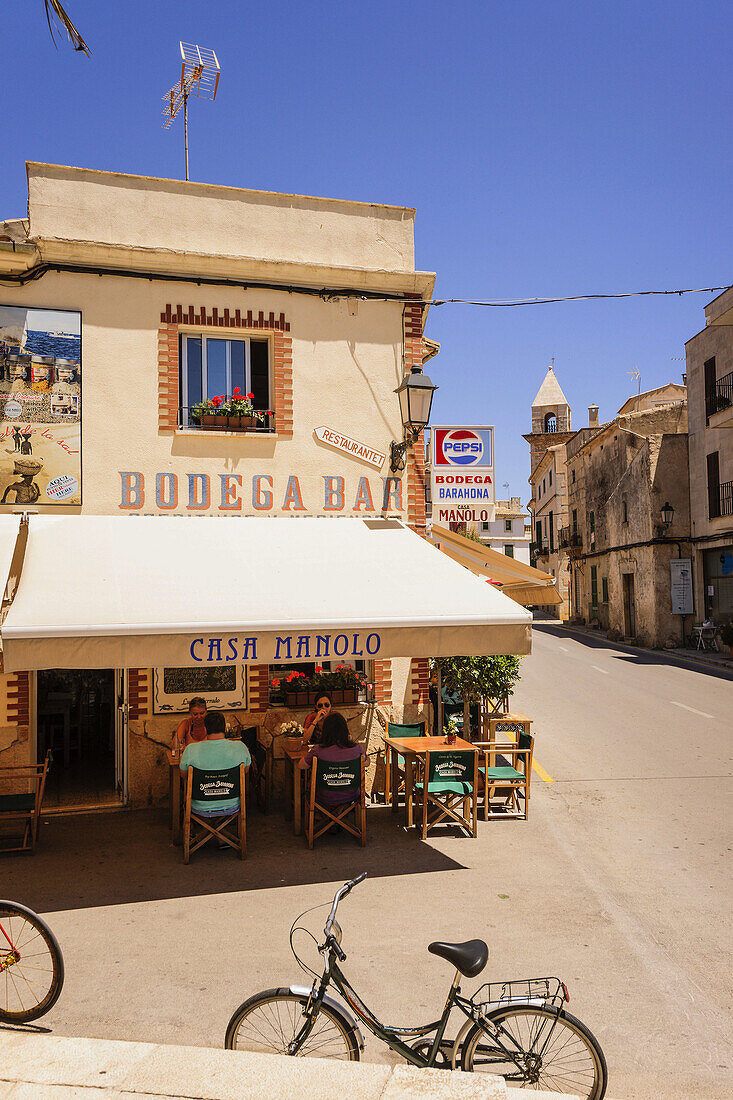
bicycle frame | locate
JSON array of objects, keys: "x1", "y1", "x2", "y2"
[{"x1": 289, "y1": 875, "x2": 567, "y2": 1075}]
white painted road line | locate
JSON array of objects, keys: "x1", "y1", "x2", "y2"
[
  {"x1": 592, "y1": 665, "x2": 609, "y2": 675},
  {"x1": 671, "y1": 701, "x2": 716, "y2": 720}
]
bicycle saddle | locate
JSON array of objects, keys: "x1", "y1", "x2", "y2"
[{"x1": 428, "y1": 939, "x2": 488, "y2": 977}]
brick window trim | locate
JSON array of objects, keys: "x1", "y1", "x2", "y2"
[
  {"x1": 128, "y1": 669, "x2": 148, "y2": 720},
  {"x1": 403, "y1": 299, "x2": 427, "y2": 536},
  {"x1": 158, "y1": 305, "x2": 293, "y2": 439},
  {"x1": 410, "y1": 657, "x2": 430, "y2": 705},
  {"x1": 6, "y1": 671, "x2": 30, "y2": 725}
]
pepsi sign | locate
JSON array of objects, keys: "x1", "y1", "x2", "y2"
[{"x1": 433, "y1": 427, "x2": 493, "y2": 467}]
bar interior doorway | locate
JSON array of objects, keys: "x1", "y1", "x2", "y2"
[{"x1": 36, "y1": 669, "x2": 122, "y2": 811}]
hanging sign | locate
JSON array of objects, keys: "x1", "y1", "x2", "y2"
[
  {"x1": 314, "y1": 426, "x2": 385, "y2": 469},
  {"x1": 431, "y1": 425, "x2": 495, "y2": 526},
  {"x1": 670, "y1": 558, "x2": 694, "y2": 615}
]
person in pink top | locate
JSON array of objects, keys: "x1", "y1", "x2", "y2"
[
  {"x1": 300, "y1": 712, "x2": 366, "y2": 805},
  {"x1": 303, "y1": 692, "x2": 332, "y2": 745}
]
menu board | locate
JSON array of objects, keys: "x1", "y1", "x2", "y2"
[
  {"x1": 0, "y1": 305, "x2": 81, "y2": 506},
  {"x1": 154, "y1": 665, "x2": 247, "y2": 713}
]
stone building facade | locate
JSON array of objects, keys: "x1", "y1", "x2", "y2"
[
  {"x1": 685, "y1": 287, "x2": 733, "y2": 625},
  {"x1": 524, "y1": 365, "x2": 573, "y2": 618},
  {"x1": 565, "y1": 395, "x2": 691, "y2": 646}
]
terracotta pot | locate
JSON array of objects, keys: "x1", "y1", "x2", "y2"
[{"x1": 200, "y1": 414, "x2": 259, "y2": 431}]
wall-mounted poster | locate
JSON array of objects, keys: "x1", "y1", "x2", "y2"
[
  {"x1": 153, "y1": 665, "x2": 247, "y2": 713},
  {"x1": 0, "y1": 305, "x2": 81, "y2": 506}
]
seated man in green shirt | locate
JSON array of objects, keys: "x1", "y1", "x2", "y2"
[{"x1": 180, "y1": 710, "x2": 251, "y2": 816}]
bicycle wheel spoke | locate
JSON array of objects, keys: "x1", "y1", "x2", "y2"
[{"x1": 230, "y1": 995, "x2": 354, "y2": 1060}]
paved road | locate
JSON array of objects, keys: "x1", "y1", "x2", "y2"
[{"x1": 8, "y1": 627, "x2": 732, "y2": 1100}]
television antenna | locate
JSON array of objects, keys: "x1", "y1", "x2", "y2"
[
  {"x1": 162, "y1": 42, "x2": 220, "y2": 181},
  {"x1": 627, "y1": 367, "x2": 641, "y2": 411}
]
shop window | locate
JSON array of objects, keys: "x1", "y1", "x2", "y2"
[
  {"x1": 504, "y1": 518, "x2": 512, "y2": 532},
  {"x1": 504, "y1": 544, "x2": 514, "y2": 558},
  {"x1": 179, "y1": 335, "x2": 271, "y2": 427}
]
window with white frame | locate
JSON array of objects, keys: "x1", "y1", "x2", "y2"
[{"x1": 180, "y1": 335, "x2": 270, "y2": 425}]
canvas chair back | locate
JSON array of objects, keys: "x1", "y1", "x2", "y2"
[
  {"x1": 426, "y1": 749, "x2": 474, "y2": 789},
  {"x1": 191, "y1": 765, "x2": 241, "y2": 808},
  {"x1": 387, "y1": 721, "x2": 426, "y2": 738},
  {"x1": 315, "y1": 755, "x2": 362, "y2": 801}
]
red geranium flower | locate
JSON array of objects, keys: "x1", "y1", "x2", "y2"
[
  {"x1": 233, "y1": 387, "x2": 242, "y2": 395},
  {"x1": 271, "y1": 678, "x2": 280, "y2": 687},
  {"x1": 212, "y1": 396, "x2": 222, "y2": 407},
  {"x1": 247, "y1": 392, "x2": 255, "y2": 399},
  {"x1": 314, "y1": 666, "x2": 324, "y2": 673}
]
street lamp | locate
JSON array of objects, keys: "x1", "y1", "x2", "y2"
[
  {"x1": 389, "y1": 365, "x2": 438, "y2": 473},
  {"x1": 656, "y1": 500, "x2": 674, "y2": 536}
]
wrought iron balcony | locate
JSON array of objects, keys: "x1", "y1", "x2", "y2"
[
  {"x1": 706, "y1": 370, "x2": 733, "y2": 420},
  {"x1": 709, "y1": 480, "x2": 733, "y2": 519}
]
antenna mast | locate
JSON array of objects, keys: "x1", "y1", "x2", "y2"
[{"x1": 163, "y1": 42, "x2": 220, "y2": 181}]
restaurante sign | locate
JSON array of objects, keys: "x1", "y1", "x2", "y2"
[{"x1": 314, "y1": 425, "x2": 386, "y2": 468}]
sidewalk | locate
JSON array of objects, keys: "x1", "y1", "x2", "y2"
[
  {"x1": 536, "y1": 617, "x2": 733, "y2": 673},
  {"x1": 0, "y1": 1032, "x2": 607, "y2": 1100}
]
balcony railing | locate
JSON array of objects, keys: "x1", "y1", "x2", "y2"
[
  {"x1": 709, "y1": 480, "x2": 733, "y2": 519},
  {"x1": 706, "y1": 371, "x2": 733, "y2": 419},
  {"x1": 559, "y1": 526, "x2": 583, "y2": 550},
  {"x1": 178, "y1": 407, "x2": 276, "y2": 433}
]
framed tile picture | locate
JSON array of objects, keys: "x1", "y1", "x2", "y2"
[{"x1": 153, "y1": 665, "x2": 247, "y2": 713}]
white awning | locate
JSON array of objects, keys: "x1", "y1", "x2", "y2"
[
  {"x1": 1, "y1": 515, "x2": 531, "y2": 671},
  {"x1": 430, "y1": 525, "x2": 562, "y2": 607},
  {"x1": 0, "y1": 515, "x2": 22, "y2": 614}
]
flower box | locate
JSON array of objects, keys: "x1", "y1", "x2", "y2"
[
  {"x1": 285, "y1": 690, "x2": 318, "y2": 708},
  {"x1": 330, "y1": 688, "x2": 358, "y2": 704},
  {"x1": 200, "y1": 414, "x2": 258, "y2": 432}
]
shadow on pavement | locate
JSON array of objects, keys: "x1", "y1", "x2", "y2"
[
  {"x1": 533, "y1": 622, "x2": 733, "y2": 680},
  {"x1": 4, "y1": 804, "x2": 466, "y2": 915}
]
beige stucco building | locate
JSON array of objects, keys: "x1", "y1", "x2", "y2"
[
  {"x1": 0, "y1": 162, "x2": 440, "y2": 810},
  {"x1": 685, "y1": 287, "x2": 733, "y2": 625},
  {"x1": 565, "y1": 390, "x2": 691, "y2": 646},
  {"x1": 477, "y1": 497, "x2": 531, "y2": 564}
]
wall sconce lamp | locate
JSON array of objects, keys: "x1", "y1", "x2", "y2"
[
  {"x1": 656, "y1": 500, "x2": 674, "y2": 536},
  {"x1": 389, "y1": 365, "x2": 438, "y2": 473}
]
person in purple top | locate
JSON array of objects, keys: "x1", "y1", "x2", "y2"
[{"x1": 300, "y1": 712, "x2": 366, "y2": 805}]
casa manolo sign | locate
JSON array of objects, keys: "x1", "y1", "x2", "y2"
[{"x1": 431, "y1": 425, "x2": 495, "y2": 525}]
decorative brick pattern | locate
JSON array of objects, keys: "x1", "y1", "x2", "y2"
[
  {"x1": 247, "y1": 665, "x2": 271, "y2": 713},
  {"x1": 157, "y1": 305, "x2": 293, "y2": 438},
  {"x1": 128, "y1": 669, "x2": 149, "y2": 720},
  {"x1": 372, "y1": 659, "x2": 392, "y2": 707},
  {"x1": 410, "y1": 658, "x2": 430, "y2": 705},
  {"x1": 5, "y1": 672, "x2": 29, "y2": 726}
]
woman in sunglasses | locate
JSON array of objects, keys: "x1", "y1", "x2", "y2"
[{"x1": 303, "y1": 693, "x2": 332, "y2": 746}]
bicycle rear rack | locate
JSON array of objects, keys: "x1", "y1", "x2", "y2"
[{"x1": 471, "y1": 977, "x2": 566, "y2": 1017}]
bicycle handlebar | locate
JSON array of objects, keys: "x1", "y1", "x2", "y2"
[{"x1": 324, "y1": 872, "x2": 367, "y2": 937}]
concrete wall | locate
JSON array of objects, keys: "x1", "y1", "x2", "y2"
[{"x1": 27, "y1": 163, "x2": 416, "y2": 273}]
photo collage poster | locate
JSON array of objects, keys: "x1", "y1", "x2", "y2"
[{"x1": 0, "y1": 305, "x2": 81, "y2": 506}]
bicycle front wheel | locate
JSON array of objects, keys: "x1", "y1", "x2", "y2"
[
  {"x1": 0, "y1": 901, "x2": 65, "y2": 1023},
  {"x1": 461, "y1": 1004, "x2": 607, "y2": 1098},
  {"x1": 225, "y1": 989, "x2": 360, "y2": 1060}
]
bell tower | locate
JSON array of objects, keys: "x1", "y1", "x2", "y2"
[{"x1": 523, "y1": 363, "x2": 573, "y2": 473}]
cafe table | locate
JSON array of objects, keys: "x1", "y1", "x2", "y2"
[
  {"x1": 382, "y1": 734, "x2": 476, "y2": 827},
  {"x1": 283, "y1": 742, "x2": 310, "y2": 835}
]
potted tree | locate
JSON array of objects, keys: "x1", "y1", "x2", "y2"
[{"x1": 431, "y1": 655, "x2": 522, "y2": 736}]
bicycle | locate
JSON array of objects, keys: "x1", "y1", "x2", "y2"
[
  {"x1": 224, "y1": 873, "x2": 607, "y2": 1098},
  {"x1": 0, "y1": 901, "x2": 64, "y2": 1023}
]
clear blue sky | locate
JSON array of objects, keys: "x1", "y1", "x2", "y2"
[{"x1": 3, "y1": 1, "x2": 730, "y2": 500}]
